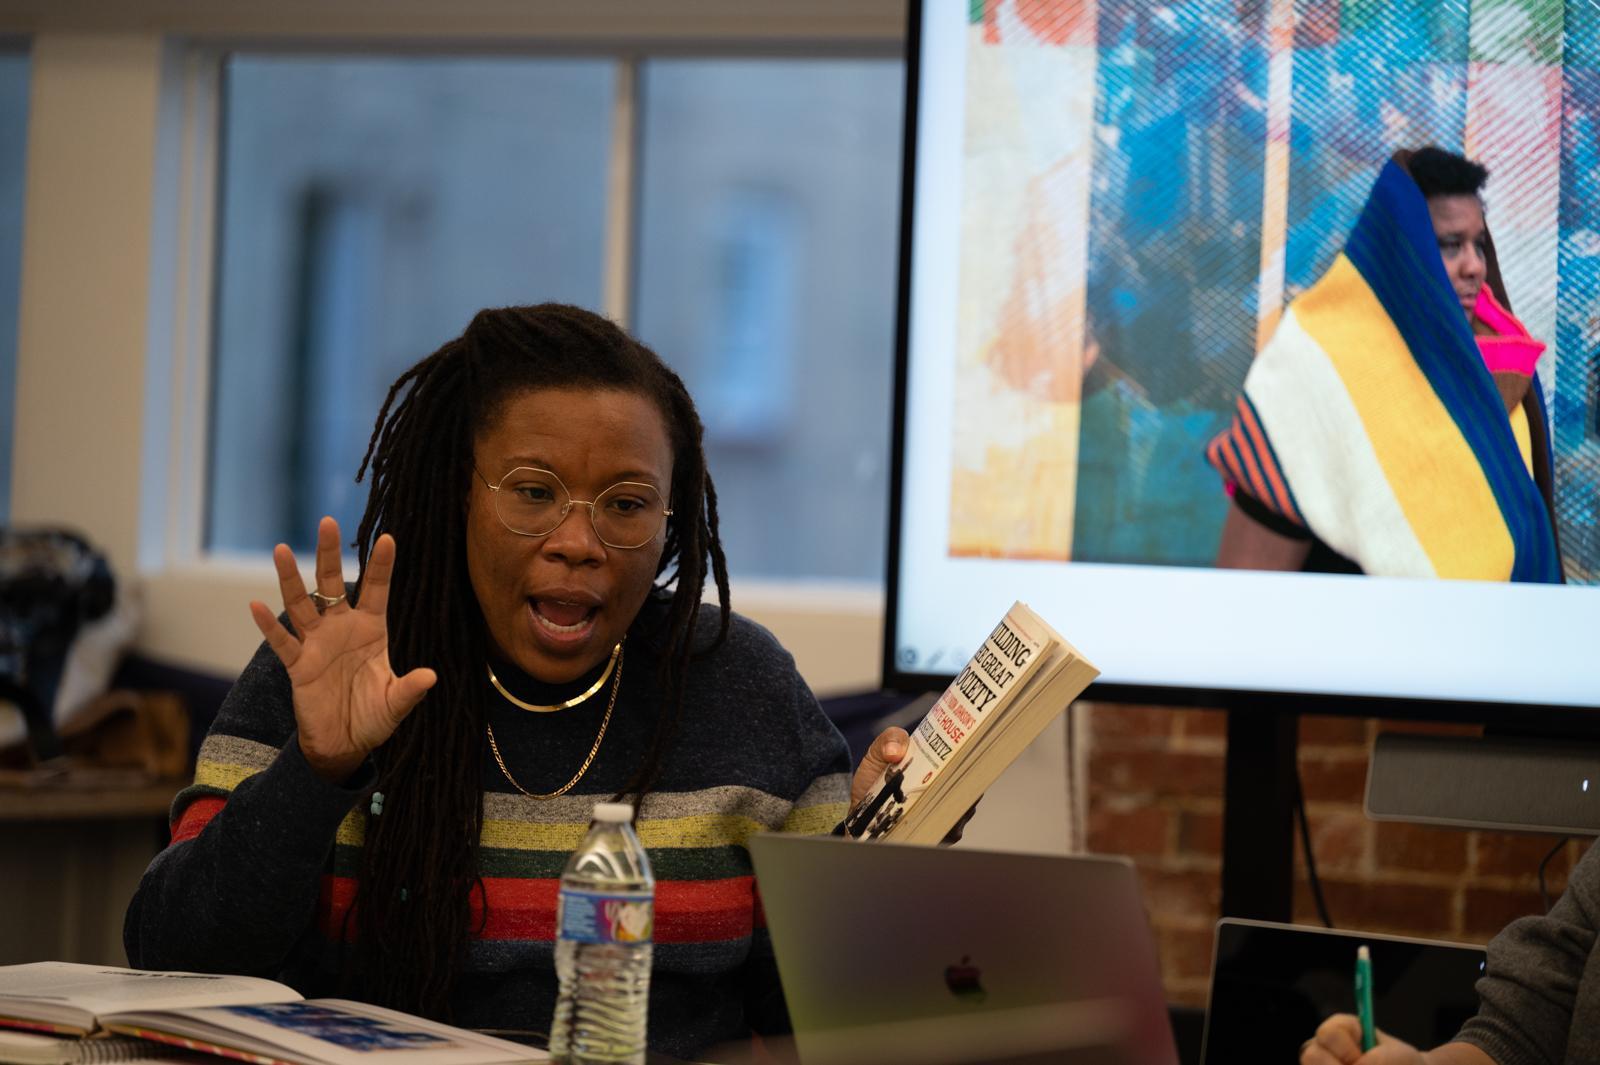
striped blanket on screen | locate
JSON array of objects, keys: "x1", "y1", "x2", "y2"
[{"x1": 1207, "y1": 160, "x2": 1561, "y2": 582}]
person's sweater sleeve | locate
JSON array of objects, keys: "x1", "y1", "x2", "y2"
[
  {"x1": 1453, "y1": 840, "x2": 1598, "y2": 1065},
  {"x1": 745, "y1": 662, "x2": 851, "y2": 1036},
  {"x1": 123, "y1": 638, "x2": 373, "y2": 975},
  {"x1": 776, "y1": 672, "x2": 851, "y2": 836}
]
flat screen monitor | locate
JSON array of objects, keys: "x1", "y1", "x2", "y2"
[{"x1": 886, "y1": 0, "x2": 1600, "y2": 720}]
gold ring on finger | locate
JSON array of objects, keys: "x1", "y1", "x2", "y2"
[{"x1": 309, "y1": 590, "x2": 347, "y2": 610}]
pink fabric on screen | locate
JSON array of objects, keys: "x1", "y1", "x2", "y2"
[{"x1": 1474, "y1": 287, "x2": 1545, "y2": 376}]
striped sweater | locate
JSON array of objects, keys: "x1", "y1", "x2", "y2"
[{"x1": 123, "y1": 602, "x2": 851, "y2": 1058}]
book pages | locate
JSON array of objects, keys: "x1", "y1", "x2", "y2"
[{"x1": 840, "y1": 602, "x2": 1053, "y2": 842}]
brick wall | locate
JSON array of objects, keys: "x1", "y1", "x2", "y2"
[{"x1": 1083, "y1": 703, "x2": 1593, "y2": 1006}]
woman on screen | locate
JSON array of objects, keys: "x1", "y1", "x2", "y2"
[
  {"x1": 1206, "y1": 147, "x2": 1563, "y2": 582},
  {"x1": 123, "y1": 303, "x2": 909, "y2": 1058}
]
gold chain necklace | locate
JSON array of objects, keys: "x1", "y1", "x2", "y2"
[
  {"x1": 487, "y1": 640, "x2": 621, "y2": 713},
  {"x1": 486, "y1": 644, "x2": 623, "y2": 799}
]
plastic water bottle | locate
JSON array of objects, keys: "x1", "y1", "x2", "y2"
[{"x1": 549, "y1": 801, "x2": 654, "y2": 1064}]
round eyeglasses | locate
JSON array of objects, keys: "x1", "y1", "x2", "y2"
[{"x1": 476, "y1": 467, "x2": 672, "y2": 550}]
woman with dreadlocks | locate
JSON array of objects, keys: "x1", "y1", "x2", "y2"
[{"x1": 124, "y1": 304, "x2": 909, "y2": 1058}]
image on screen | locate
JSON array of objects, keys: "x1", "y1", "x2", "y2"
[{"x1": 890, "y1": 0, "x2": 1600, "y2": 711}]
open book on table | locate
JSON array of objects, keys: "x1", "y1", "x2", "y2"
[
  {"x1": 0, "y1": 964, "x2": 545, "y2": 1065},
  {"x1": 837, "y1": 600, "x2": 1099, "y2": 846}
]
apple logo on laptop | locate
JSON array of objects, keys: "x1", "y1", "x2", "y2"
[{"x1": 944, "y1": 955, "x2": 986, "y2": 1003}]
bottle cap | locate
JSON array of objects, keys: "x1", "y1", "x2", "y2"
[{"x1": 592, "y1": 802, "x2": 634, "y2": 823}]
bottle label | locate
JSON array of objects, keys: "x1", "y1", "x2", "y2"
[{"x1": 558, "y1": 888, "x2": 654, "y2": 945}]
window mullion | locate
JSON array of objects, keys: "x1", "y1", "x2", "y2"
[
  {"x1": 164, "y1": 47, "x2": 223, "y2": 567},
  {"x1": 602, "y1": 55, "x2": 638, "y2": 328}
]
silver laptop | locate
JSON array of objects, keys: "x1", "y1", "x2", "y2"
[{"x1": 748, "y1": 834, "x2": 1180, "y2": 1065}]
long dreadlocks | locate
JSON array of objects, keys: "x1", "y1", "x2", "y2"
[{"x1": 345, "y1": 304, "x2": 731, "y2": 1018}]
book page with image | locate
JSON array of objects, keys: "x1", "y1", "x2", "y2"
[
  {"x1": 104, "y1": 1000, "x2": 544, "y2": 1065},
  {"x1": 840, "y1": 601, "x2": 1051, "y2": 841},
  {"x1": 0, "y1": 964, "x2": 301, "y2": 1036}
]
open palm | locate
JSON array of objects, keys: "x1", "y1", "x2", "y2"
[{"x1": 250, "y1": 516, "x2": 437, "y2": 783}]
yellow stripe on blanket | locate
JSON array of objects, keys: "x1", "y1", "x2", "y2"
[
  {"x1": 1294, "y1": 255, "x2": 1516, "y2": 579},
  {"x1": 1510, "y1": 402, "x2": 1532, "y2": 477}
]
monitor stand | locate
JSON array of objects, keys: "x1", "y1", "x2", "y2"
[{"x1": 1220, "y1": 707, "x2": 1299, "y2": 922}]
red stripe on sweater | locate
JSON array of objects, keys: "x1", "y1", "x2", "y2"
[
  {"x1": 171, "y1": 796, "x2": 226, "y2": 844},
  {"x1": 317, "y1": 875, "x2": 362, "y2": 940},
  {"x1": 315, "y1": 874, "x2": 756, "y2": 944}
]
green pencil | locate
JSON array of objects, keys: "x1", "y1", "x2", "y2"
[{"x1": 1355, "y1": 944, "x2": 1376, "y2": 1052}]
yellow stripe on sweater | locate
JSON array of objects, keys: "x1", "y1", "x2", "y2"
[
  {"x1": 193, "y1": 760, "x2": 259, "y2": 793},
  {"x1": 336, "y1": 812, "x2": 367, "y2": 847},
  {"x1": 480, "y1": 812, "x2": 805, "y2": 853},
  {"x1": 1293, "y1": 256, "x2": 1515, "y2": 579},
  {"x1": 192, "y1": 758, "x2": 371, "y2": 845},
  {"x1": 192, "y1": 756, "x2": 842, "y2": 853},
  {"x1": 340, "y1": 808, "x2": 845, "y2": 854},
  {"x1": 781, "y1": 802, "x2": 848, "y2": 835}
]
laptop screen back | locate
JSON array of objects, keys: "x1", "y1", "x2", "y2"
[
  {"x1": 1201, "y1": 919, "x2": 1485, "y2": 1064},
  {"x1": 749, "y1": 834, "x2": 1180, "y2": 1065}
]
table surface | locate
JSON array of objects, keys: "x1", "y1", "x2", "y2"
[{"x1": 0, "y1": 772, "x2": 183, "y2": 821}]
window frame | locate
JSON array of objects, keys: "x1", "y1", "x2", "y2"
[
  {"x1": 0, "y1": 40, "x2": 31, "y2": 526},
  {"x1": 7, "y1": 2, "x2": 902, "y2": 693}
]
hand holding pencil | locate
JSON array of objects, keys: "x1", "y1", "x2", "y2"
[
  {"x1": 1298, "y1": 948, "x2": 1421, "y2": 1064},
  {"x1": 1302, "y1": 945, "x2": 1507, "y2": 1065},
  {"x1": 1298, "y1": 1014, "x2": 1426, "y2": 1065}
]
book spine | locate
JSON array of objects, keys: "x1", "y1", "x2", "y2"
[
  {"x1": 840, "y1": 602, "x2": 1049, "y2": 841},
  {"x1": 0, "y1": 1020, "x2": 93, "y2": 1039}
]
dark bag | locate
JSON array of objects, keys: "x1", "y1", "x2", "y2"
[{"x1": 0, "y1": 528, "x2": 116, "y2": 762}]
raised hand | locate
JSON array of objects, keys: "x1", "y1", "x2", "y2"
[{"x1": 249, "y1": 516, "x2": 437, "y2": 783}]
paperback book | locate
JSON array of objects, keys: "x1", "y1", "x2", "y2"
[
  {"x1": 838, "y1": 600, "x2": 1098, "y2": 845},
  {"x1": 0, "y1": 964, "x2": 544, "y2": 1065}
]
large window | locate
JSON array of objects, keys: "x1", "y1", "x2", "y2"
[
  {"x1": 208, "y1": 57, "x2": 616, "y2": 553},
  {"x1": 0, "y1": 49, "x2": 28, "y2": 523},
  {"x1": 206, "y1": 52, "x2": 904, "y2": 581},
  {"x1": 633, "y1": 59, "x2": 903, "y2": 579}
]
